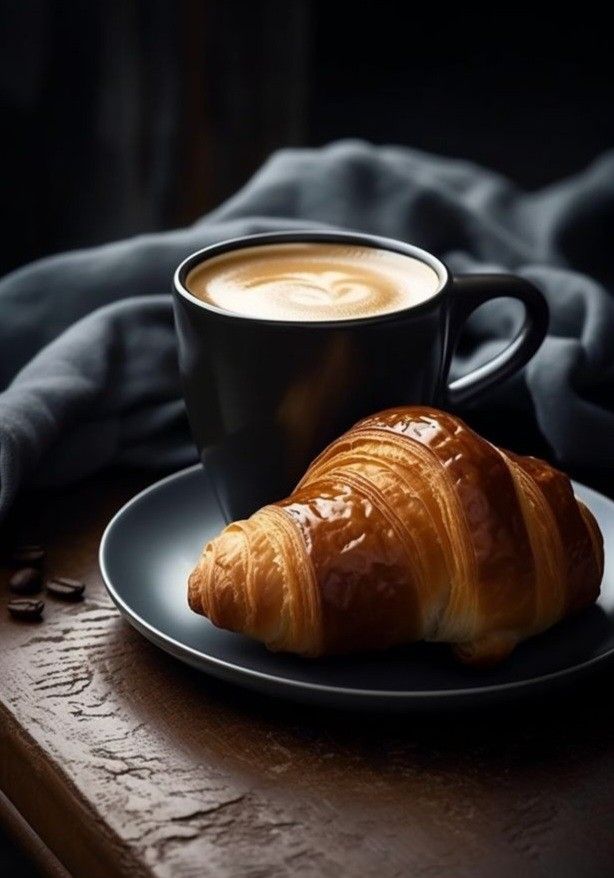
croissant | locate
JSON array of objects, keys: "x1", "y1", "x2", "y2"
[{"x1": 188, "y1": 407, "x2": 604, "y2": 666}]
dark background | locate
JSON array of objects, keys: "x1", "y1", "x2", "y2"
[
  {"x1": 0, "y1": 2, "x2": 612, "y2": 873},
  {"x1": 1, "y1": 1, "x2": 612, "y2": 277}
]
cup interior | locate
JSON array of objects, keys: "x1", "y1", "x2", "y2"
[{"x1": 174, "y1": 230, "x2": 448, "y2": 326}]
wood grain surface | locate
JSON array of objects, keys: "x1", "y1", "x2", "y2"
[{"x1": 1, "y1": 471, "x2": 614, "y2": 878}]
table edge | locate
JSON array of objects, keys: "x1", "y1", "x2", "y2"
[{"x1": 0, "y1": 700, "x2": 151, "y2": 878}]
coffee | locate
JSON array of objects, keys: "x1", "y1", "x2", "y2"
[
  {"x1": 8, "y1": 598, "x2": 44, "y2": 620},
  {"x1": 46, "y1": 577, "x2": 86, "y2": 601},
  {"x1": 186, "y1": 243, "x2": 440, "y2": 322},
  {"x1": 9, "y1": 567, "x2": 42, "y2": 595}
]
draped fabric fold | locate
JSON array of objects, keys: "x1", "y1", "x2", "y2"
[{"x1": 0, "y1": 141, "x2": 612, "y2": 517}]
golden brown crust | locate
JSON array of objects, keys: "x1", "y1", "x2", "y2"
[{"x1": 187, "y1": 407, "x2": 604, "y2": 664}]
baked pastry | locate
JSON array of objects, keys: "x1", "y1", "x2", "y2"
[{"x1": 188, "y1": 407, "x2": 603, "y2": 665}]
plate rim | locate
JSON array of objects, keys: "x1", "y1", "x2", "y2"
[{"x1": 99, "y1": 464, "x2": 614, "y2": 702}]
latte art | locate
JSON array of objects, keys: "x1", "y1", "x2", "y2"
[
  {"x1": 186, "y1": 243, "x2": 441, "y2": 321},
  {"x1": 241, "y1": 267, "x2": 401, "y2": 314}
]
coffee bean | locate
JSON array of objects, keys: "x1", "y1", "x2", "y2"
[
  {"x1": 10, "y1": 544, "x2": 45, "y2": 568},
  {"x1": 8, "y1": 598, "x2": 44, "y2": 620},
  {"x1": 9, "y1": 567, "x2": 42, "y2": 595},
  {"x1": 46, "y1": 577, "x2": 85, "y2": 601}
]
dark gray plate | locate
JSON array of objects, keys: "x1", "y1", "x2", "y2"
[{"x1": 99, "y1": 465, "x2": 614, "y2": 710}]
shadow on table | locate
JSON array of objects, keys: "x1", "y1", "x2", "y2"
[
  {"x1": 0, "y1": 826, "x2": 40, "y2": 878},
  {"x1": 106, "y1": 615, "x2": 614, "y2": 775}
]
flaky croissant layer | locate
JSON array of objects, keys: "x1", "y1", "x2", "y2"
[{"x1": 188, "y1": 407, "x2": 604, "y2": 665}]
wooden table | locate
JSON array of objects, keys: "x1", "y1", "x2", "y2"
[{"x1": 1, "y1": 471, "x2": 614, "y2": 878}]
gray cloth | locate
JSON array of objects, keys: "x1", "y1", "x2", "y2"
[{"x1": 1, "y1": 140, "x2": 613, "y2": 518}]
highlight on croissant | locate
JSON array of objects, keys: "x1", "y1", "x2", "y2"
[{"x1": 188, "y1": 407, "x2": 604, "y2": 667}]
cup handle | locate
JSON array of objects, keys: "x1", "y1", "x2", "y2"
[{"x1": 442, "y1": 273, "x2": 549, "y2": 407}]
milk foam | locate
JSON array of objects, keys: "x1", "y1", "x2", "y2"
[{"x1": 186, "y1": 243, "x2": 441, "y2": 321}]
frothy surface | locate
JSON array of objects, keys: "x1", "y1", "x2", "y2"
[{"x1": 186, "y1": 243, "x2": 441, "y2": 321}]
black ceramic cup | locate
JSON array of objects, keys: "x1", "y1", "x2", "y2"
[{"x1": 173, "y1": 230, "x2": 548, "y2": 521}]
